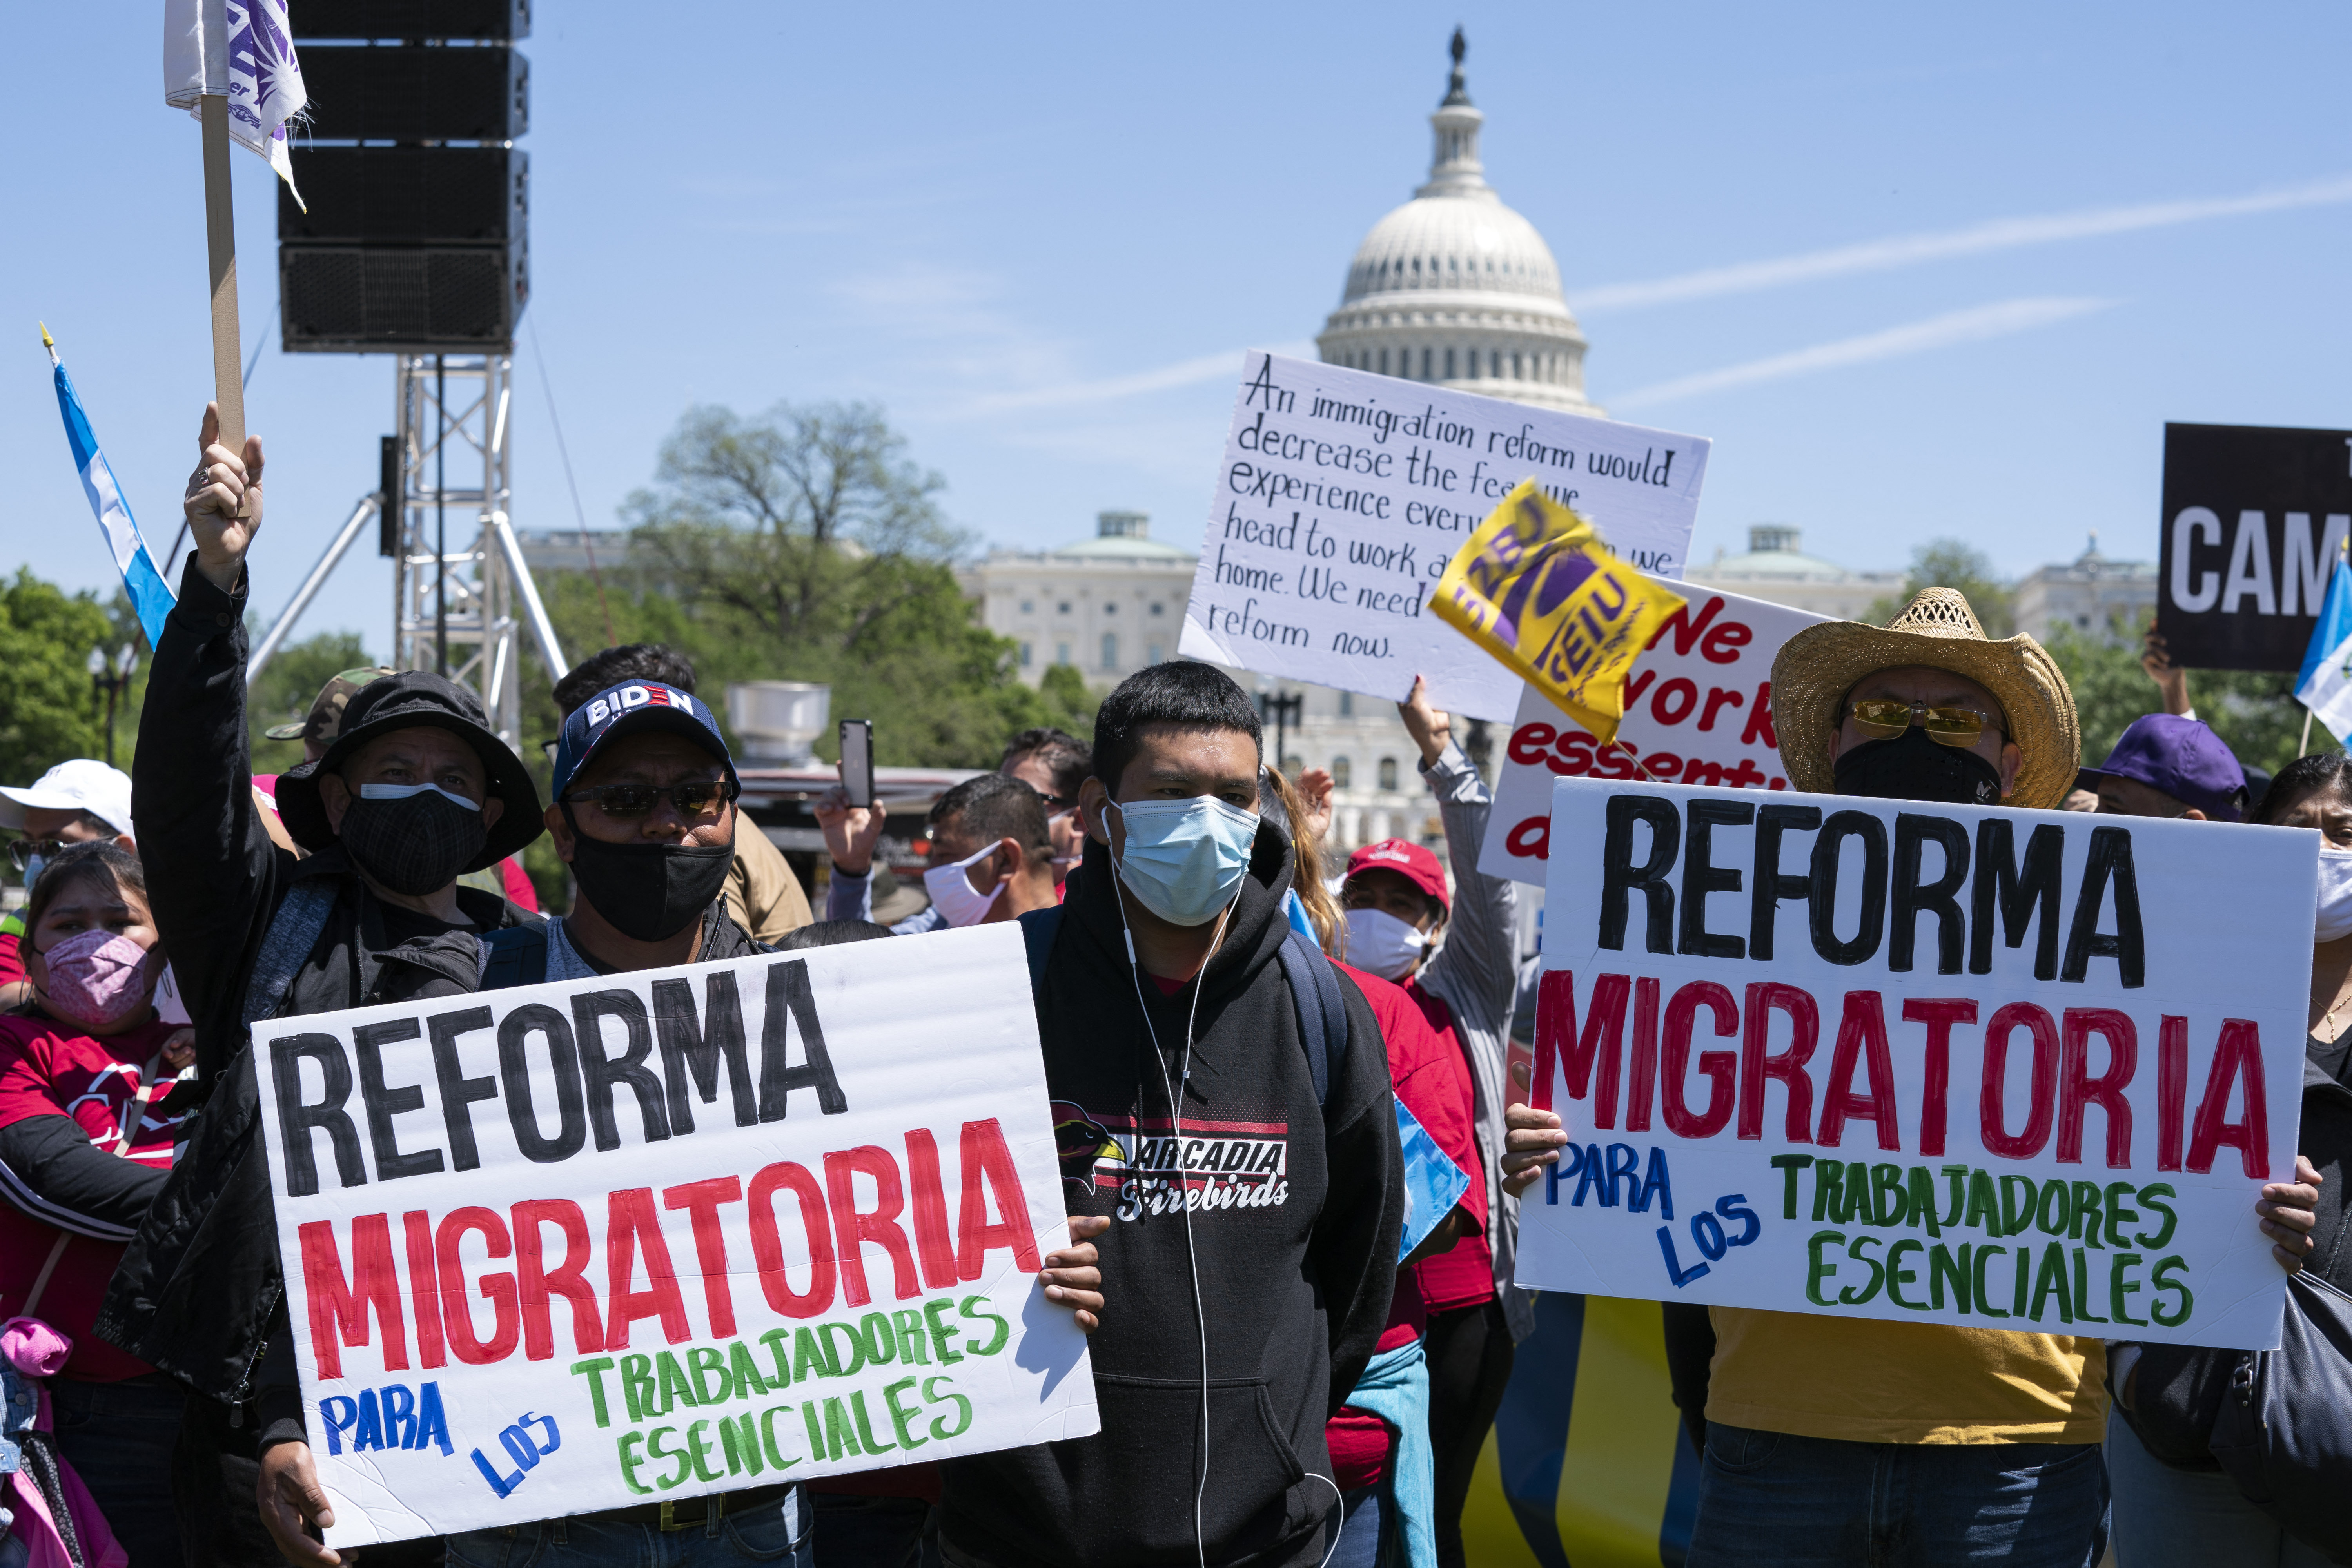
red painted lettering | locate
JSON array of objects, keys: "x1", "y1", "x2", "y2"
[
  {"x1": 1535, "y1": 971, "x2": 1630, "y2": 1127},
  {"x1": 513, "y1": 1198, "x2": 602, "y2": 1360},
  {"x1": 1740, "y1": 682, "x2": 1777, "y2": 748},
  {"x1": 1817, "y1": 991, "x2": 1900, "y2": 1151},
  {"x1": 748, "y1": 1162, "x2": 835, "y2": 1319},
  {"x1": 1508, "y1": 723, "x2": 1555, "y2": 766},
  {"x1": 1979, "y1": 1002, "x2": 2059, "y2": 1159},
  {"x1": 662, "y1": 1176, "x2": 746, "y2": 1339},
  {"x1": 1700, "y1": 620, "x2": 1753, "y2": 664},
  {"x1": 1505, "y1": 815, "x2": 1550, "y2": 860},
  {"x1": 1661, "y1": 981, "x2": 1737, "y2": 1138},
  {"x1": 1626, "y1": 978, "x2": 1660, "y2": 1132},
  {"x1": 2186, "y1": 1020, "x2": 2270, "y2": 1179},
  {"x1": 1739, "y1": 982, "x2": 1818, "y2": 1142},
  {"x1": 825, "y1": 1147, "x2": 920, "y2": 1307},
  {"x1": 2057, "y1": 1009, "x2": 2136, "y2": 1168},
  {"x1": 903, "y1": 1129, "x2": 963, "y2": 1290},
  {"x1": 1651, "y1": 678, "x2": 1699, "y2": 727},
  {"x1": 956, "y1": 1118, "x2": 1043, "y2": 1280},
  {"x1": 2157, "y1": 1016, "x2": 2187, "y2": 1172},
  {"x1": 437, "y1": 1206, "x2": 520, "y2": 1365},
  {"x1": 1901, "y1": 998, "x2": 1977, "y2": 1158},
  {"x1": 298, "y1": 1214, "x2": 408, "y2": 1381},
  {"x1": 604, "y1": 1187, "x2": 692, "y2": 1348},
  {"x1": 401, "y1": 1210, "x2": 447, "y2": 1369}
]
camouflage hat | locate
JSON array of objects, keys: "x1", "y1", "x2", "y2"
[{"x1": 264, "y1": 666, "x2": 396, "y2": 744}]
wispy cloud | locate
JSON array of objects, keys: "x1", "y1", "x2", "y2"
[
  {"x1": 949, "y1": 341, "x2": 1318, "y2": 417},
  {"x1": 1609, "y1": 297, "x2": 2114, "y2": 410},
  {"x1": 1575, "y1": 174, "x2": 2352, "y2": 312}
]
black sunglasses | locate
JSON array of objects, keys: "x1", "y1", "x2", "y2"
[
  {"x1": 8, "y1": 838, "x2": 69, "y2": 872},
  {"x1": 564, "y1": 779, "x2": 740, "y2": 818}
]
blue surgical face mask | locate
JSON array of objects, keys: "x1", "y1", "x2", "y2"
[{"x1": 1110, "y1": 796, "x2": 1259, "y2": 927}]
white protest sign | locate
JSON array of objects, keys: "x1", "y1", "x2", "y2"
[
  {"x1": 1177, "y1": 351, "x2": 1710, "y2": 721},
  {"x1": 1481, "y1": 585, "x2": 1828, "y2": 886},
  {"x1": 253, "y1": 926, "x2": 1096, "y2": 1544},
  {"x1": 1517, "y1": 778, "x2": 2311, "y2": 1349}
]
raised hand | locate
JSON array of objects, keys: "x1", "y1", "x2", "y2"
[
  {"x1": 1293, "y1": 766, "x2": 1336, "y2": 847},
  {"x1": 811, "y1": 783, "x2": 888, "y2": 875},
  {"x1": 1398, "y1": 674, "x2": 1452, "y2": 767},
  {"x1": 185, "y1": 401, "x2": 264, "y2": 592}
]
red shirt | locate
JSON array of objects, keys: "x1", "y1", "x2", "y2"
[
  {"x1": 0, "y1": 930, "x2": 22, "y2": 988},
  {"x1": 1327, "y1": 960, "x2": 1483, "y2": 1491},
  {"x1": 0, "y1": 1015, "x2": 189, "y2": 1381},
  {"x1": 1403, "y1": 983, "x2": 1499, "y2": 1314}
]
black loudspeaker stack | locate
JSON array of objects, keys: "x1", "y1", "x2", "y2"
[{"x1": 278, "y1": 0, "x2": 532, "y2": 353}]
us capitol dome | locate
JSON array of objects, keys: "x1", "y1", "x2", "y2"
[{"x1": 1315, "y1": 31, "x2": 1598, "y2": 414}]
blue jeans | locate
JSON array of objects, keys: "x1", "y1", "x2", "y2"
[
  {"x1": 49, "y1": 1375, "x2": 185, "y2": 1568},
  {"x1": 1326, "y1": 1482, "x2": 1385, "y2": 1568},
  {"x1": 446, "y1": 1488, "x2": 810, "y2": 1568},
  {"x1": 1685, "y1": 1422, "x2": 2109, "y2": 1568},
  {"x1": 2104, "y1": 1410, "x2": 2330, "y2": 1568}
]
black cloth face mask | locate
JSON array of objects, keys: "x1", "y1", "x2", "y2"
[
  {"x1": 1831, "y1": 723, "x2": 2004, "y2": 806},
  {"x1": 340, "y1": 788, "x2": 488, "y2": 896},
  {"x1": 564, "y1": 814, "x2": 733, "y2": 942}
]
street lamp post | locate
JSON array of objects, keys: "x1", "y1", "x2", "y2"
[
  {"x1": 88, "y1": 644, "x2": 136, "y2": 768},
  {"x1": 1257, "y1": 690, "x2": 1303, "y2": 775}
]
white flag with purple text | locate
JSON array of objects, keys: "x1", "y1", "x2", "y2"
[{"x1": 164, "y1": 0, "x2": 307, "y2": 202}]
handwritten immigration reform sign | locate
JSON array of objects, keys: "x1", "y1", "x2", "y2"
[
  {"x1": 1515, "y1": 778, "x2": 2312, "y2": 1349},
  {"x1": 254, "y1": 926, "x2": 1096, "y2": 1544},
  {"x1": 1177, "y1": 352, "x2": 1710, "y2": 721},
  {"x1": 1480, "y1": 585, "x2": 1826, "y2": 887}
]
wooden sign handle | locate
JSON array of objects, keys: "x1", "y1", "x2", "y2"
[{"x1": 200, "y1": 95, "x2": 244, "y2": 453}]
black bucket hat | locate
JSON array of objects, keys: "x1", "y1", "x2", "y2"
[{"x1": 274, "y1": 671, "x2": 544, "y2": 872}]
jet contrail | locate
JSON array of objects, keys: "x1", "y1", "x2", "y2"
[
  {"x1": 1609, "y1": 297, "x2": 2114, "y2": 411},
  {"x1": 1574, "y1": 174, "x2": 2352, "y2": 312}
]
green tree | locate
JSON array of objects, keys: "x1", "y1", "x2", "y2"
[
  {"x1": 0, "y1": 572, "x2": 115, "y2": 784},
  {"x1": 520, "y1": 401, "x2": 1079, "y2": 771},
  {"x1": 2042, "y1": 616, "x2": 2328, "y2": 777},
  {"x1": 1868, "y1": 538, "x2": 2016, "y2": 635}
]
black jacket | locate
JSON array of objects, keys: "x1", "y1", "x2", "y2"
[
  {"x1": 2117, "y1": 1033, "x2": 2352, "y2": 1467},
  {"x1": 940, "y1": 827, "x2": 1404, "y2": 1568},
  {"x1": 94, "y1": 559, "x2": 538, "y2": 1410}
]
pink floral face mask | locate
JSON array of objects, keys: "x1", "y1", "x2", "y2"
[{"x1": 37, "y1": 929, "x2": 155, "y2": 1030}]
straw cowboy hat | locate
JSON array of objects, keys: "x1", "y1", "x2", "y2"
[{"x1": 1770, "y1": 587, "x2": 2081, "y2": 810}]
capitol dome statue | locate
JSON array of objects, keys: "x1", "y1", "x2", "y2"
[{"x1": 1316, "y1": 30, "x2": 1598, "y2": 414}]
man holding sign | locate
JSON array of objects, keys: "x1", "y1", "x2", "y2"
[
  {"x1": 1501, "y1": 588, "x2": 2320, "y2": 1565},
  {"x1": 256, "y1": 680, "x2": 1109, "y2": 1564}
]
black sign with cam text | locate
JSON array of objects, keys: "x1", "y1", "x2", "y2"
[{"x1": 2157, "y1": 422, "x2": 2352, "y2": 672}]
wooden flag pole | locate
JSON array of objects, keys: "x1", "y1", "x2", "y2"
[{"x1": 200, "y1": 94, "x2": 245, "y2": 453}]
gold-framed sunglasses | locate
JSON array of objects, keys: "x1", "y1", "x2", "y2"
[
  {"x1": 563, "y1": 779, "x2": 740, "y2": 818},
  {"x1": 1847, "y1": 697, "x2": 1999, "y2": 748}
]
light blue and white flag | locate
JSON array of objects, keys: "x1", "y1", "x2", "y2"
[
  {"x1": 165, "y1": 0, "x2": 308, "y2": 203},
  {"x1": 2294, "y1": 550, "x2": 2352, "y2": 744},
  {"x1": 44, "y1": 328, "x2": 176, "y2": 646}
]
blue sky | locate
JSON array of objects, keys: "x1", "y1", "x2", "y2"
[{"x1": 13, "y1": 3, "x2": 2352, "y2": 652}]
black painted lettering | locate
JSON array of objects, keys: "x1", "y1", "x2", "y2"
[
  {"x1": 1599, "y1": 795, "x2": 1679, "y2": 953},
  {"x1": 654, "y1": 973, "x2": 757, "y2": 1134},
  {"x1": 1891, "y1": 815, "x2": 1971, "y2": 975},
  {"x1": 270, "y1": 1032, "x2": 367, "y2": 1196},
  {"x1": 1679, "y1": 799, "x2": 1753, "y2": 959}
]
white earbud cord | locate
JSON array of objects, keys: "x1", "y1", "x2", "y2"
[{"x1": 1107, "y1": 808, "x2": 1347, "y2": 1568}]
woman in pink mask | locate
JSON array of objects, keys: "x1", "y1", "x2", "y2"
[{"x1": 0, "y1": 840, "x2": 193, "y2": 1568}]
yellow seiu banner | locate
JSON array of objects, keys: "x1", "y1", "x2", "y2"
[
  {"x1": 1432, "y1": 479, "x2": 1687, "y2": 745},
  {"x1": 1461, "y1": 1293, "x2": 1702, "y2": 1568}
]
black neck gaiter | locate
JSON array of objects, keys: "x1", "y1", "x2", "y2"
[
  {"x1": 1831, "y1": 724, "x2": 2004, "y2": 806},
  {"x1": 340, "y1": 791, "x2": 488, "y2": 895},
  {"x1": 566, "y1": 820, "x2": 734, "y2": 942}
]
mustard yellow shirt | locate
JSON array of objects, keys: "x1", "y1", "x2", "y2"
[{"x1": 1706, "y1": 1307, "x2": 2107, "y2": 1445}]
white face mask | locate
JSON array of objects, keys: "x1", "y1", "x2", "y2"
[
  {"x1": 359, "y1": 782, "x2": 479, "y2": 809},
  {"x1": 2317, "y1": 844, "x2": 2352, "y2": 942},
  {"x1": 923, "y1": 839, "x2": 1007, "y2": 928},
  {"x1": 1344, "y1": 907, "x2": 1429, "y2": 981}
]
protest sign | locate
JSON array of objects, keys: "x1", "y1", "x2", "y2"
[
  {"x1": 1480, "y1": 585, "x2": 1827, "y2": 886},
  {"x1": 1515, "y1": 777, "x2": 2312, "y2": 1349},
  {"x1": 1177, "y1": 351, "x2": 1709, "y2": 721},
  {"x1": 254, "y1": 926, "x2": 1096, "y2": 1545},
  {"x1": 2158, "y1": 422, "x2": 2352, "y2": 671},
  {"x1": 1431, "y1": 478, "x2": 1690, "y2": 742}
]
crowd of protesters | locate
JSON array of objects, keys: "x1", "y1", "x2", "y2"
[{"x1": 0, "y1": 403, "x2": 2340, "y2": 1568}]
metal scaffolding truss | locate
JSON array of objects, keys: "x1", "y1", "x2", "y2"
[
  {"x1": 245, "y1": 357, "x2": 567, "y2": 746},
  {"x1": 395, "y1": 356, "x2": 539, "y2": 744}
]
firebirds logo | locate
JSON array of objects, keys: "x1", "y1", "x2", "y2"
[{"x1": 1049, "y1": 1100, "x2": 1290, "y2": 1221}]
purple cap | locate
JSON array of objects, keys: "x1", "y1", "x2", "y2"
[{"x1": 2077, "y1": 714, "x2": 2248, "y2": 820}]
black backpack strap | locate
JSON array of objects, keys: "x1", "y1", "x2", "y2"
[
  {"x1": 1018, "y1": 905, "x2": 1064, "y2": 1003},
  {"x1": 479, "y1": 925, "x2": 549, "y2": 990},
  {"x1": 1277, "y1": 926, "x2": 1350, "y2": 1113}
]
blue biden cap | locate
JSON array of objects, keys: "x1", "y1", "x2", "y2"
[{"x1": 553, "y1": 680, "x2": 738, "y2": 800}]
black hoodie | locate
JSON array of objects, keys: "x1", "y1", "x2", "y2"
[{"x1": 940, "y1": 822, "x2": 1403, "y2": 1568}]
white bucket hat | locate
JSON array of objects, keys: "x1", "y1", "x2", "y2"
[{"x1": 0, "y1": 759, "x2": 136, "y2": 842}]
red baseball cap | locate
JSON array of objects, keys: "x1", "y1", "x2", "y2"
[{"x1": 1346, "y1": 838, "x2": 1448, "y2": 911}]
